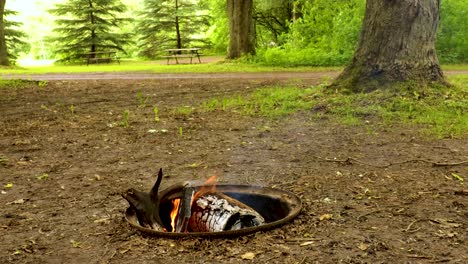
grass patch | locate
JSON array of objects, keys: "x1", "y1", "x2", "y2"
[
  {"x1": 202, "y1": 86, "x2": 316, "y2": 117},
  {"x1": 0, "y1": 60, "x2": 341, "y2": 75},
  {"x1": 0, "y1": 79, "x2": 38, "y2": 88},
  {"x1": 200, "y1": 75, "x2": 467, "y2": 138},
  {"x1": 1, "y1": 60, "x2": 464, "y2": 75},
  {"x1": 441, "y1": 64, "x2": 468, "y2": 71}
]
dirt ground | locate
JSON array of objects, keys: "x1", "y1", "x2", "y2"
[{"x1": 0, "y1": 72, "x2": 467, "y2": 264}]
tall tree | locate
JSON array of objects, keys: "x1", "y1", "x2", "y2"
[
  {"x1": 227, "y1": 0, "x2": 255, "y2": 59},
  {"x1": 49, "y1": 0, "x2": 131, "y2": 62},
  {"x1": 0, "y1": 0, "x2": 8, "y2": 66},
  {"x1": 332, "y1": 0, "x2": 447, "y2": 92},
  {"x1": 137, "y1": 0, "x2": 209, "y2": 58},
  {"x1": 4, "y1": 9, "x2": 29, "y2": 63}
]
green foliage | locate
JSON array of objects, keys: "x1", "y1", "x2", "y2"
[
  {"x1": 254, "y1": 0, "x2": 365, "y2": 66},
  {"x1": 136, "y1": 0, "x2": 210, "y2": 58},
  {"x1": 254, "y1": 0, "x2": 293, "y2": 47},
  {"x1": 4, "y1": 9, "x2": 29, "y2": 64},
  {"x1": 202, "y1": 0, "x2": 229, "y2": 54},
  {"x1": 48, "y1": 0, "x2": 132, "y2": 63},
  {"x1": 200, "y1": 75, "x2": 467, "y2": 138},
  {"x1": 0, "y1": 79, "x2": 38, "y2": 88},
  {"x1": 437, "y1": 0, "x2": 468, "y2": 63}
]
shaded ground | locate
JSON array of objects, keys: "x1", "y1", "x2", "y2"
[{"x1": 0, "y1": 73, "x2": 466, "y2": 263}]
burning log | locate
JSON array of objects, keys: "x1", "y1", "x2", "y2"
[
  {"x1": 122, "y1": 169, "x2": 265, "y2": 233},
  {"x1": 188, "y1": 192, "x2": 264, "y2": 232}
]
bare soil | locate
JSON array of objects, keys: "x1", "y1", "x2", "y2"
[{"x1": 0, "y1": 72, "x2": 466, "y2": 264}]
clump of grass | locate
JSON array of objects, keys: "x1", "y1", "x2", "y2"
[
  {"x1": 199, "y1": 75, "x2": 467, "y2": 138},
  {"x1": 0, "y1": 155, "x2": 8, "y2": 166},
  {"x1": 69, "y1": 105, "x2": 76, "y2": 114},
  {"x1": 0, "y1": 79, "x2": 37, "y2": 89},
  {"x1": 136, "y1": 91, "x2": 150, "y2": 108},
  {"x1": 119, "y1": 109, "x2": 130, "y2": 128},
  {"x1": 153, "y1": 106, "x2": 160, "y2": 122},
  {"x1": 174, "y1": 106, "x2": 194, "y2": 118},
  {"x1": 202, "y1": 86, "x2": 316, "y2": 117},
  {"x1": 36, "y1": 173, "x2": 49, "y2": 180}
]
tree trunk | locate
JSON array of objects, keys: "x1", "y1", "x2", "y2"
[
  {"x1": 227, "y1": 0, "x2": 255, "y2": 59},
  {"x1": 0, "y1": 0, "x2": 9, "y2": 66},
  {"x1": 332, "y1": 0, "x2": 447, "y2": 93},
  {"x1": 175, "y1": 0, "x2": 181, "y2": 49},
  {"x1": 89, "y1": 0, "x2": 96, "y2": 55}
]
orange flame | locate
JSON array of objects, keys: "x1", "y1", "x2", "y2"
[
  {"x1": 193, "y1": 175, "x2": 217, "y2": 202},
  {"x1": 168, "y1": 176, "x2": 218, "y2": 232},
  {"x1": 170, "y1": 198, "x2": 181, "y2": 232}
]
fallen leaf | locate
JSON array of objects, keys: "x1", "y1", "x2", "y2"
[
  {"x1": 241, "y1": 252, "x2": 256, "y2": 260},
  {"x1": 4, "y1": 183, "x2": 13, "y2": 189},
  {"x1": 319, "y1": 214, "x2": 333, "y2": 221},
  {"x1": 7, "y1": 198, "x2": 28, "y2": 205},
  {"x1": 358, "y1": 243, "x2": 370, "y2": 251},
  {"x1": 430, "y1": 218, "x2": 462, "y2": 228},
  {"x1": 434, "y1": 230, "x2": 458, "y2": 238},
  {"x1": 93, "y1": 217, "x2": 111, "y2": 224},
  {"x1": 300, "y1": 241, "x2": 314, "y2": 247}
]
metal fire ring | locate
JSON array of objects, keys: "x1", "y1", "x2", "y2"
[{"x1": 125, "y1": 184, "x2": 302, "y2": 238}]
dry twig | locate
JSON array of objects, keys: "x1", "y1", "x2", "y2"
[{"x1": 322, "y1": 156, "x2": 468, "y2": 168}]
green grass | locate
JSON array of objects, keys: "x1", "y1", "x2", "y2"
[
  {"x1": 200, "y1": 75, "x2": 468, "y2": 138},
  {"x1": 0, "y1": 59, "x2": 465, "y2": 75},
  {"x1": 0, "y1": 79, "x2": 38, "y2": 88},
  {"x1": 202, "y1": 86, "x2": 316, "y2": 117},
  {"x1": 0, "y1": 60, "x2": 341, "y2": 75},
  {"x1": 441, "y1": 64, "x2": 468, "y2": 71}
]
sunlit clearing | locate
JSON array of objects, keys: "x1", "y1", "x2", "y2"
[{"x1": 18, "y1": 58, "x2": 56, "y2": 67}]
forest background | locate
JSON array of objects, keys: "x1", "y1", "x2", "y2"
[{"x1": 4, "y1": 0, "x2": 467, "y2": 66}]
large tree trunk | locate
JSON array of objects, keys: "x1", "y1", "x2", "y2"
[
  {"x1": 227, "y1": 0, "x2": 255, "y2": 59},
  {"x1": 332, "y1": 0, "x2": 447, "y2": 93},
  {"x1": 0, "y1": 0, "x2": 9, "y2": 66}
]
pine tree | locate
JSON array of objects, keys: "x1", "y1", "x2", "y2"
[
  {"x1": 49, "y1": 0, "x2": 131, "y2": 62},
  {"x1": 0, "y1": 0, "x2": 8, "y2": 66},
  {"x1": 137, "y1": 0, "x2": 209, "y2": 58},
  {"x1": 4, "y1": 9, "x2": 29, "y2": 63}
]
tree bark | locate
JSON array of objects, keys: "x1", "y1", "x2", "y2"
[
  {"x1": 0, "y1": 0, "x2": 9, "y2": 66},
  {"x1": 227, "y1": 0, "x2": 255, "y2": 59},
  {"x1": 332, "y1": 0, "x2": 447, "y2": 93},
  {"x1": 175, "y1": 0, "x2": 182, "y2": 49}
]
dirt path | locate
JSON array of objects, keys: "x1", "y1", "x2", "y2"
[
  {"x1": 0, "y1": 75, "x2": 467, "y2": 263},
  {"x1": 2, "y1": 69, "x2": 467, "y2": 81}
]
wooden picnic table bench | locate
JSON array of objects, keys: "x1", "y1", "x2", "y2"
[
  {"x1": 163, "y1": 48, "x2": 202, "y2": 64},
  {"x1": 84, "y1": 51, "x2": 120, "y2": 65}
]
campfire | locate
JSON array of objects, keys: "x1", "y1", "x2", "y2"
[{"x1": 122, "y1": 169, "x2": 301, "y2": 237}]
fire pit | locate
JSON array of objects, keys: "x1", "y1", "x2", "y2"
[{"x1": 123, "y1": 169, "x2": 302, "y2": 238}]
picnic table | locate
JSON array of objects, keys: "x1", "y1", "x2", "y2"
[
  {"x1": 84, "y1": 51, "x2": 120, "y2": 65},
  {"x1": 163, "y1": 48, "x2": 202, "y2": 64}
]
